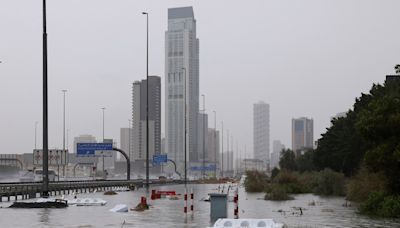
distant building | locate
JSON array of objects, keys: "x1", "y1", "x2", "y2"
[
  {"x1": 253, "y1": 101, "x2": 270, "y2": 166},
  {"x1": 165, "y1": 6, "x2": 200, "y2": 175},
  {"x1": 223, "y1": 151, "x2": 234, "y2": 176},
  {"x1": 120, "y1": 128, "x2": 133, "y2": 160},
  {"x1": 132, "y1": 76, "x2": 161, "y2": 161},
  {"x1": 292, "y1": 117, "x2": 314, "y2": 155},
  {"x1": 240, "y1": 158, "x2": 264, "y2": 172},
  {"x1": 271, "y1": 140, "x2": 285, "y2": 169},
  {"x1": 197, "y1": 112, "x2": 208, "y2": 162},
  {"x1": 206, "y1": 128, "x2": 220, "y2": 164}
]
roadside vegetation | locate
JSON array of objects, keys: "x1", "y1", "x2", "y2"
[{"x1": 245, "y1": 68, "x2": 400, "y2": 218}]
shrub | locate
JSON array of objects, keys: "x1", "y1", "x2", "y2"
[
  {"x1": 313, "y1": 168, "x2": 345, "y2": 196},
  {"x1": 244, "y1": 170, "x2": 268, "y2": 192},
  {"x1": 360, "y1": 191, "x2": 400, "y2": 218},
  {"x1": 359, "y1": 191, "x2": 386, "y2": 215},
  {"x1": 379, "y1": 195, "x2": 400, "y2": 218},
  {"x1": 264, "y1": 185, "x2": 294, "y2": 201},
  {"x1": 346, "y1": 167, "x2": 388, "y2": 202}
]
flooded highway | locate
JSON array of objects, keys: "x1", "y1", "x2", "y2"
[{"x1": 1, "y1": 183, "x2": 399, "y2": 227}]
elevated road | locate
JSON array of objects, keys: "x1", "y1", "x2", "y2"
[{"x1": 0, "y1": 179, "x2": 183, "y2": 202}]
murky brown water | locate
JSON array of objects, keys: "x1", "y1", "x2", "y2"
[{"x1": 0, "y1": 184, "x2": 399, "y2": 227}]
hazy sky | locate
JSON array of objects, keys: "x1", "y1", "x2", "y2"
[{"x1": 0, "y1": 0, "x2": 399, "y2": 156}]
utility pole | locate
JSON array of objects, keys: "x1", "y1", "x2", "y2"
[
  {"x1": 182, "y1": 68, "x2": 187, "y2": 186},
  {"x1": 62, "y1": 90, "x2": 67, "y2": 178},
  {"x1": 201, "y1": 94, "x2": 205, "y2": 179},
  {"x1": 128, "y1": 119, "x2": 131, "y2": 160},
  {"x1": 227, "y1": 130, "x2": 229, "y2": 176},
  {"x1": 213, "y1": 111, "x2": 217, "y2": 178},
  {"x1": 35, "y1": 121, "x2": 38, "y2": 150},
  {"x1": 101, "y1": 107, "x2": 105, "y2": 172},
  {"x1": 142, "y1": 11, "x2": 150, "y2": 190},
  {"x1": 221, "y1": 121, "x2": 224, "y2": 178},
  {"x1": 42, "y1": 0, "x2": 49, "y2": 198}
]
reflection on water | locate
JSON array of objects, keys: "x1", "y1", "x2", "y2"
[
  {"x1": 38, "y1": 208, "x2": 50, "y2": 224},
  {"x1": 0, "y1": 184, "x2": 399, "y2": 227}
]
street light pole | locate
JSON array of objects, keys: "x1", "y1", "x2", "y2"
[
  {"x1": 227, "y1": 129, "x2": 229, "y2": 176},
  {"x1": 201, "y1": 94, "x2": 205, "y2": 179},
  {"x1": 142, "y1": 12, "x2": 149, "y2": 189},
  {"x1": 221, "y1": 121, "x2": 224, "y2": 178},
  {"x1": 182, "y1": 68, "x2": 187, "y2": 186},
  {"x1": 62, "y1": 90, "x2": 67, "y2": 178},
  {"x1": 101, "y1": 107, "x2": 105, "y2": 172},
  {"x1": 213, "y1": 111, "x2": 216, "y2": 178},
  {"x1": 128, "y1": 119, "x2": 131, "y2": 160},
  {"x1": 42, "y1": 0, "x2": 49, "y2": 198},
  {"x1": 35, "y1": 121, "x2": 38, "y2": 150}
]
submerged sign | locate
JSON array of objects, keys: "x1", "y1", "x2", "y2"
[
  {"x1": 77, "y1": 143, "x2": 113, "y2": 157},
  {"x1": 190, "y1": 164, "x2": 216, "y2": 171}
]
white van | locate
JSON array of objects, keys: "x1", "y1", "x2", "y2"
[{"x1": 33, "y1": 169, "x2": 56, "y2": 182}]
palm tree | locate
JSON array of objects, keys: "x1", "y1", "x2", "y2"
[{"x1": 395, "y1": 64, "x2": 400, "y2": 74}]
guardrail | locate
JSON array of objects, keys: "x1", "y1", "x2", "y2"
[{"x1": 0, "y1": 179, "x2": 183, "y2": 202}]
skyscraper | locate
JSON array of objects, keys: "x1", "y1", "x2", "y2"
[
  {"x1": 132, "y1": 76, "x2": 161, "y2": 161},
  {"x1": 271, "y1": 140, "x2": 285, "y2": 169},
  {"x1": 165, "y1": 7, "x2": 199, "y2": 174},
  {"x1": 120, "y1": 128, "x2": 133, "y2": 160},
  {"x1": 253, "y1": 101, "x2": 270, "y2": 166},
  {"x1": 292, "y1": 117, "x2": 314, "y2": 154}
]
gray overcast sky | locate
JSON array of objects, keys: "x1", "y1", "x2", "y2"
[{"x1": 0, "y1": 0, "x2": 399, "y2": 156}]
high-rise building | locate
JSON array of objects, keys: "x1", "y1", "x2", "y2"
[
  {"x1": 206, "y1": 128, "x2": 220, "y2": 164},
  {"x1": 253, "y1": 101, "x2": 270, "y2": 166},
  {"x1": 292, "y1": 117, "x2": 314, "y2": 154},
  {"x1": 165, "y1": 7, "x2": 200, "y2": 174},
  {"x1": 120, "y1": 128, "x2": 133, "y2": 160},
  {"x1": 271, "y1": 140, "x2": 285, "y2": 169},
  {"x1": 132, "y1": 76, "x2": 161, "y2": 161}
]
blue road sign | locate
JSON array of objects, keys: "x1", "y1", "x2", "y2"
[
  {"x1": 190, "y1": 164, "x2": 216, "y2": 171},
  {"x1": 77, "y1": 143, "x2": 113, "y2": 156},
  {"x1": 152, "y1": 154, "x2": 167, "y2": 166}
]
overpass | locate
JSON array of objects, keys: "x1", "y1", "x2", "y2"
[{"x1": 0, "y1": 179, "x2": 183, "y2": 202}]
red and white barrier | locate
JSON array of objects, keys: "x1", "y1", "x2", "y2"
[
  {"x1": 190, "y1": 188, "x2": 194, "y2": 212},
  {"x1": 184, "y1": 188, "x2": 188, "y2": 214},
  {"x1": 234, "y1": 187, "x2": 239, "y2": 219}
]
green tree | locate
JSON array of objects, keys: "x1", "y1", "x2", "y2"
[
  {"x1": 297, "y1": 149, "x2": 316, "y2": 172},
  {"x1": 279, "y1": 149, "x2": 297, "y2": 171}
]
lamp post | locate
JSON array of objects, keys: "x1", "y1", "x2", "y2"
[
  {"x1": 221, "y1": 121, "x2": 224, "y2": 178},
  {"x1": 182, "y1": 67, "x2": 187, "y2": 186},
  {"x1": 42, "y1": 0, "x2": 49, "y2": 198},
  {"x1": 142, "y1": 11, "x2": 149, "y2": 189},
  {"x1": 35, "y1": 121, "x2": 38, "y2": 150},
  {"x1": 128, "y1": 119, "x2": 131, "y2": 160},
  {"x1": 62, "y1": 90, "x2": 67, "y2": 178},
  {"x1": 201, "y1": 94, "x2": 205, "y2": 179},
  {"x1": 227, "y1": 130, "x2": 229, "y2": 176},
  {"x1": 101, "y1": 107, "x2": 105, "y2": 172},
  {"x1": 213, "y1": 111, "x2": 217, "y2": 178}
]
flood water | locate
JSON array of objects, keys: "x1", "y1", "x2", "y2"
[{"x1": 0, "y1": 183, "x2": 399, "y2": 227}]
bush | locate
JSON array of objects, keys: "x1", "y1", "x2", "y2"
[
  {"x1": 347, "y1": 167, "x2": 388, "y2": 202},
  {"x1": 270, "y1": 170, "x2": 312, "y2": 194},
  {"x1": 313, "y1": 168, "x2": 345, "y2": 196},
  {"x1": 264, "y1": 185, "x2": 294, "y2": 201},
  {"x1": 360, "y1": 191, "x2": 400, "y2": 218},
  {"x1": 244, "y1": 170, "x2": 268, "y2": 192}
]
